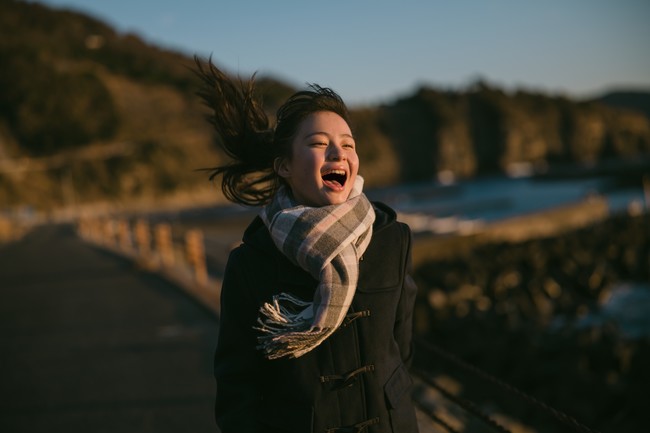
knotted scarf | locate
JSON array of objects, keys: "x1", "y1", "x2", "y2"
[{"x1": 256, "y1": 176, "x2": 375, "y2": 359}]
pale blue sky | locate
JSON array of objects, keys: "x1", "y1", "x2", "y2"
[{"x1": 34, "y1": 0, "x2": 650, "y2": 106}]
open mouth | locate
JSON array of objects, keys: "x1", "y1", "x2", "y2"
[{"x1": 322, "y1": 169, "x2": 347, "y2": 189}]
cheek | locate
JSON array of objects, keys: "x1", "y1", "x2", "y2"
[
  {"x1": 350, "y1": 153, "x2": 360, "y2": 173},
  {"x1": 292, "y1": 152, "x2": 321, "y2": 181},
  {"x1": 298, "y1": 152, "x2": 320, "y2": 172}
]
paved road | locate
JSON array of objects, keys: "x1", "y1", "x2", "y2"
[{"x1": 0, "y1": 224, "x2": 219, "y2": 433}]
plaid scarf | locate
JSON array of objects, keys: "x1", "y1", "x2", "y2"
[{"x1": 256, "y1": 176, "x2": 375, "y2": 359}]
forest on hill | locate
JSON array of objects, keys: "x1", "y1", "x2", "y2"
[{"x1": 1, "y1": 0, "x2": 649, "y2": 211}]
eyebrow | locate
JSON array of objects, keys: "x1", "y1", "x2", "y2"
[{"x1": 303, "y1": 131, "x2": 355, "y2": 140}]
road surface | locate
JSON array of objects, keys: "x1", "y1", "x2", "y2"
[{"x1": 0, "y1": 224, "x2": 219, "y2": 433}]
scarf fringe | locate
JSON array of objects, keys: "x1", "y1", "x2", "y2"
[
  {"x1": 256, "y1": 293, "x2": 313, "y2": 331},
  {"x1": 255, "y1": 293, "x2": 331, "y2": 359}
]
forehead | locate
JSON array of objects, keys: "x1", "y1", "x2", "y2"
[{"x1": 297, "y1": 111, "x2": 352, "y2": 138}]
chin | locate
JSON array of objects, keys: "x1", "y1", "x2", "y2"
[{"x1": 321, "y1": 191, "x2": 351, "y2": 206}]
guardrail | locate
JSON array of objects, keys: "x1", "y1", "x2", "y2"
[{"x1": 77, "y1": 217, "x2": 221, "y2": 314}]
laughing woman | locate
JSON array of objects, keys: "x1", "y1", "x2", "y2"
[{"x1": 194, "y1": 57, "x2": 419, "y2": 433}]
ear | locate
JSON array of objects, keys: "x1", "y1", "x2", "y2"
[{"x1": 274, "y1": 157, "x2": 291, "y2": 179}]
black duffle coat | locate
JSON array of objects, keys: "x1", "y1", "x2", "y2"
[{"x1": 214, "y1": 202, "x2": 419, "y2": 433}]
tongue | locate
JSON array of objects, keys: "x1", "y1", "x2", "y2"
[{"x1": 323, "y1": 178, "x2": 343, "y2": 189}]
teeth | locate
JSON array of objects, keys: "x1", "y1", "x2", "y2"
[{"x1": 323, "y1": 169, "x2": 346, "y2": 176}]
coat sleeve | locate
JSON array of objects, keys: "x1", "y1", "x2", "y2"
[
  {"x1": 214, "y1": 246, "x2": 263, "y2": 433},
  {"x1": 394, "y1": 223, "x2": 418, "y2": 368}
]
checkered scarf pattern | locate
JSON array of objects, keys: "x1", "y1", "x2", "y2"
[{"x1": 256, "y1": 176, "x2": 375, "y2": 359}]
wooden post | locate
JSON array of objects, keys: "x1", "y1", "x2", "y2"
[
  {"x1": 91, "y1": 219, "x2": 103, "y2": 243},
  {"x1": 116, "y1": 219, "x2": 132, "y2": 252},
  {"x1": 134, "y1": 219, "x2": 151, "y2": 258},
  {"x1": 83, "y1": 218, "x2": 95, "y2": 242},
  {"x1": 155, "y1": 223, "x2": 175, "y2": 268},
  {"x1": 185, "y1": 229, "x2": 208, "y2": 287},
  {"x1": 103, "y1": 219, "x2": 117, "y2": 247}
]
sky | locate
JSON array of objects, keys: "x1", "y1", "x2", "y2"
[{"x1": 34, "y1": 0, "x2": 650, "y2": 107}]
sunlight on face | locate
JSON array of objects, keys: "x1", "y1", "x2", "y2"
[{"x1": 277, "y1": 111, "x2": 359, "y2": 207}]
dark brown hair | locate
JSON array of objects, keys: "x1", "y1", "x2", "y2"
[{"x1": 193, "y1": 56, "x2": 351, "y2": 206}]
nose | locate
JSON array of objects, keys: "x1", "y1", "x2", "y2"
[{"x1": 327, "y1": 143, "x2": 346, "y2": 161}]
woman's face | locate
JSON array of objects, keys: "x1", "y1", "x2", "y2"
[{"x1": 277, "y1": 111, "x2": 359, "y2": 207}]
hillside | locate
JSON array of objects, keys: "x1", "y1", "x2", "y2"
[
  {"x1": 1, "y1": 0, "x2": 649, "y2": 212},
  {"x1": 0, "y1": 0, "x2": 296, "y2": 211},
  {"x1": 593, "y1": 90, "x2": 650, "y2": 120}
]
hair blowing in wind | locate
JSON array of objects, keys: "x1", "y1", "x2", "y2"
[{"x1": 193, "y1": 56, "x2": 276, "y2": 206}]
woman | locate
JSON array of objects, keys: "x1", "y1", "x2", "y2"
[{"x1": 194, "y1": 57, "x2": 419, "y2": 433}]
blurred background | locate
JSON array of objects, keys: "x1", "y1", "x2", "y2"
[{"x1": 1, "y1": 0, "x2": 649, "y2": 432}]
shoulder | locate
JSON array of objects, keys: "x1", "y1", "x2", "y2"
[
  {"x1": 371, "y1": 201, "x2": 412, "y2": 243},
  {"x1": 236, "y1": 215, "x2": 278, "y2": 256},
  {"x1": 224, "y1": 216, "x2": 278, "y2": 279},
  {"x1": 226, "y1": 216, "x2": 316, "y2": 301},
  {"x1": 222, "y1": 218, "x2": 282, "y2": 305},
  {"x1": 359, "y1": 202, "x2": 412, "y2": 289},
  {"x1": 365, "y1": 201, "x2": 411, "y2": 266}
]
